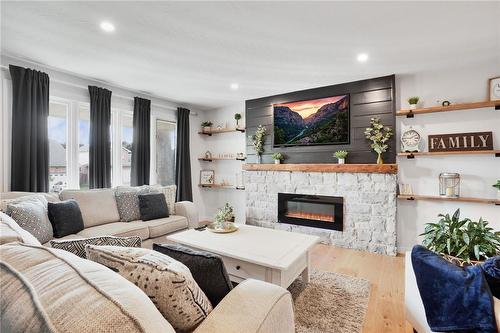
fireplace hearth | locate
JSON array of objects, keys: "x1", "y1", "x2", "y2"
[{"x1": 278, "y1": 193, "x2": 343, "y2": 231}]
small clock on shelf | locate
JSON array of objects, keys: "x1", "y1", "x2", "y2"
[{"x1": 401, "y1": 128, "x2": 421, "y2": 152}]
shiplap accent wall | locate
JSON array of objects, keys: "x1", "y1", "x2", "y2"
[{"x1": 245, "y1": 75, "x2": 396, "y2": 164}]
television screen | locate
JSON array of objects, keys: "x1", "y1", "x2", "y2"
[{"x1": 273, "y1": 94, "x2": 349, "y2": 147}]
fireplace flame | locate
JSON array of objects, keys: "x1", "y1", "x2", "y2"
[{"x1": 285, "y1": 211, "x2": 334, "y2": 222}]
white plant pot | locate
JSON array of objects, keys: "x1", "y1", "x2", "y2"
[
  {"x1": 274, "y1": 160, "x2": 281, "y2": 164},
  {"x1": 497, "y1": 190, "x2": 500, "y2": 200},
  {"x1": 338, "y1": 158, "x2": 345, "y2": 164},
  {"x1": 203, "y1": 126, "x2": 211, "y2": 132},
  {"x1": 409, "y1": 104, "x2": 417, "y2": 110}
]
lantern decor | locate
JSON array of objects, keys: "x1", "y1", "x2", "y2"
[{"x1": 439, "y1": 173, "x2": 460, "y2": 198}]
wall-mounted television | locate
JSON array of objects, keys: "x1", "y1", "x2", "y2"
[{"x1": 273, "y1": 94, "x2": 349, "y2": 147}]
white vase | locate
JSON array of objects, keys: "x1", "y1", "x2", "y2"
[
  {"x1": 203, "y1": 126, "x2": 211, "y2": 132},
  {"x1": 338, "y1": 158, "x2": 345, "y2": 164},
  {"x1": 409, "y1": 104, "x2": 417, "y2": 110},
  {"x1": 274, "y1": 160, "x2": 281, "y2": 164},
  {"x1": 497, "y1": 190, "x2": 500, "y2": 200}
]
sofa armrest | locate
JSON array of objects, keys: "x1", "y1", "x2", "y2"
[
  {"x1": 174, "y1": 201, "x2": 199, "y2": 228},
  {"x1": 194, "y1": 279, "x2": 295, "y2": 333}
]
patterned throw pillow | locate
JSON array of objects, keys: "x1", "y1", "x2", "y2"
[
  {"x1": 115, "y1": 186, "x2": 157, "y2": 222},
  {"x1": 150, "y1": 185, "x2": 177, "y2": 215},
  {"x1": 86, "y1": 245, "x2": 213, "y2": 332},
  {"x1": 6, "y1": 197, "x2": 53, "y2": 244},
  {"x1": 50, "y1": 235, "x2": 142, "y2": 258}
]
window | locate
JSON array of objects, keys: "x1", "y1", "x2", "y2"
[
  {"x1": 156, "y1": 120, "x2": 176, "y2": 185},
  {"x1": 121, "y1": 114, "x2": 133, "y2": 186},
  {"x1": 48, "y1": 101, "x2": 69, "y2": 192},
  {"x1": 78, "y1": 105, "x2": 90, "y2": 189}
]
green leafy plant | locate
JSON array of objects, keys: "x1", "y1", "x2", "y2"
[
  {"x1": 364, "y1": 118, "x2": 393, "y2": 163},
  {"x1": 234, "y1": 113, "x2": 242, "y2": 127},
  {"x1": 420, "y1": 209, "x2": 500, "y2": 263},
  {"x1": 334, "y1": 150, "x2": 348, "y2": 159},
  {"x1": 493, "y1": 180, "x2": 500, "y2": 190},
  {"x1": 408, "y1": 96, "x2": 420, "y2": 105},
  {"x1": 271, "y1": 152, "x2": 284, "y2": 161},
  {"x1": 201, "y1": 121, "x2": 213, "y2": 127},
  {"x1": 215, "y1": 203, "x2": 234, "y2": 223},
  {"x1": 250, "y1": 125, "x2": 267, "y2": 155}
]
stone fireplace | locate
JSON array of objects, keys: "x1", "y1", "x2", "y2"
[{"x1": 243, "y1": 164, "x2": 397, "y2": 256}]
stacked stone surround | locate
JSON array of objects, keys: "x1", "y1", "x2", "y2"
[{"x1": 245, "y1": 171, "x2": 397, "y2": 256}]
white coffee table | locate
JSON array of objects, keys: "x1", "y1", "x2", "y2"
[{"x1": 167, "y1": 224, "x2": 319, "y2": 288}]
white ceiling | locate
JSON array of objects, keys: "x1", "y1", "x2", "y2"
[{"x1": 2, "y1": 1, "x2": 499, "y2": 110}]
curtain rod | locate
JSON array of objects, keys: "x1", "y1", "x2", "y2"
[{"x1": 0, "y1": 64, "x2": 198, "y2": 116}]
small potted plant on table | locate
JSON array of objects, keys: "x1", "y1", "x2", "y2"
[
  {"x1": 215, "y1": 203, "x2": 235, "y2": 223},
  {"x1": 493, "y1": 180, "x2": 500, "y2": 200},
  {"x1": 408, "y1": 96, "x2": 420, "y2": 110},
  {"x1": 201, "y1": 121, "x2": 213, "y2": 133},
  {"x1": 271, "y1": 152, "x2": 285, "y2": 164},
  {"x1": 334, "y1": 150, "x2": 348, "y2": 164}
]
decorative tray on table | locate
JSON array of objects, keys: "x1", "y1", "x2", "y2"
[{"x1": 206, "y1": 222, "x2": 239, "y2": 234}]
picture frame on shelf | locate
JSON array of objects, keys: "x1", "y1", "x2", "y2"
[
  {"x1": 489, "y1": 76, "x2": 500, "y2": 101},
  {"x1": 200, "y1": 170, "x2": 215, "y2": 185}
]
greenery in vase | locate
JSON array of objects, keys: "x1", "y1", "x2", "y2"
[
  {"x1": 201, "y1": 121, "x2": 213, "y2": 127},
  {"x1": 215, "y1": 203, "x2": 234, "y2": 223},
  {"x1": 234, "y1": 113, "x2": 242, "y2": 126},
  {"x1": 334, "y1": 150, "x2": 348, "y2": 159},
  {"x1": 408, "y1": 96, "x2": 420, "y2": 105},
  {"x1": 420, "y1": 209, "x2": 500, "y2": 263},
  {"x1": 493, "y1": 180, "x2": 500, "y2": 190},
  {"x1": 271, "y1": 152, "x2": 284, "y2": 161},
  {"x1": 250, "y1": 125, "x2": 267, "y2": 155},
  {"x1": 364, "y1": 118, "x2": 393, "y2": 156}
]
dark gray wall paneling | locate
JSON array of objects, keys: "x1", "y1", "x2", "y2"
[{"x1": 245, "y1": 75, "x2": 396, "y2": 164}]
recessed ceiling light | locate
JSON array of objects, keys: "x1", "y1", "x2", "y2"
[
  {"x1": 230, "y1": 83, "x2": 239, "y2": 91},
  {"x1": 357, "y1": 53, "x2": 369, "y2": 63},
  {"x1": 100, "y1": 21, "x2": 115, "y2": 33}
]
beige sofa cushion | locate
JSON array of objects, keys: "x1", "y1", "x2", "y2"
[
  {"x1": 60, "y1": 189, "x2": 120, "y2": 228},
  {"x1": 0, "y1": 212, "x2": 41, "y2": 246},
  {"x1": 77, "y1": 221, "x2": 150, "y2": 240},
  {"x1": 0, "y1": 243, "x2": 175, "y2": 333},
  {"x1": 86, "y1": 245, "x2": 213, "y2": 332},
  {"x1": 138, "y1": 215, "x2": 188, "y2": 238}
]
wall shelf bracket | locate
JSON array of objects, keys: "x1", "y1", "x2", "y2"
[
  {"x1": 406, "y1": 111, "x2": 414, "y2": 118},
  {"x1": 496, "y1": 104, "x2": 500, "y2": 110},
  {"x1": 406, "y1": 153, "x2": 415, "y2": 159}
]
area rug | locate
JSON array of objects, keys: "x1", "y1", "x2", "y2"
[{"x1": 288, "y1": 270, "x2": 371, "y2": 333}]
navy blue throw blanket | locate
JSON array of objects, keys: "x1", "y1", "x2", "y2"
[{"x1": 411, "y1": 245, "x2": 498, "y2": 333}]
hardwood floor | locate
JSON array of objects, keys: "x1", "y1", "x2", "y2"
[{"x1": 310, "y1": 244, "x2": 414, "y2": 333}]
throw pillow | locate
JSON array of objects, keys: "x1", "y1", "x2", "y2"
[
  {"x1": 138, "y1": 193, "x2": 169, "y2": 221},
  {"x1": 150, "y1": 184, "x2": 177, "y2": 215},
  {"x1": 47, "y1": 200, "x2": 85, "y2": 238},
  {"x1": 0, "y1": 211, "x2": 42, "y2": 246},
  {"x1": 115, "y1": 186, "x2": 156, "y2": 222},
  {"x1": 153, "y1": 243, "x2": 233, "y2": 306},
  {"x1": 85, "y1": 245, "x2": 213, "y2": 331},
  {"x1": 482, "y1": 257, "x2": 500, "y2": 298},
  {"x1": 6, "y1": 198, "x2": 53, "y2": 244},
  {"x1": 50, "y1": 235, "x2": 141, "y2": 258}
]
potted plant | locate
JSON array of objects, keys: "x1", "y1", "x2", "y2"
[
  {"x1": 234, "y1": 113, "x2": 242, "y2": 128},
  {"x1": 420, "y1": 209, "x2": 500, "y2": 266},
  {"x1": 334, "y1": 150, "x2": 348, "y2": 164},
  {"x1": 271, "y1": 152, "x2": 284, "y2": 164},
  {"x1": 215, "y1": 203, "x2": 235, "y2": 224},
  {"x1": 408, "y1": 96, "x2": 420, "y2": 110},
  {"x1": 250, "y1": 125, "x2": 267, "y2": 163},
  {"x1": 201, "y1": 121, "x2": 213, "y2": 132},
  {"x1": 493, "y1": 180, "x2": 500, "y2": 200},
  {"x1": 364, "y1": 117, "x2": 393, "y2": 164}
]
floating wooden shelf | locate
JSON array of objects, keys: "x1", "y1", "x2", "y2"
[
  {"x1": 242, "y1": 163, "x2": 398, "y2": 174},
  {"x1": 398, "y1": 194, "x2": 500, "y2": 205},
  {"x1": 397, "y1": 100, "x2": 500, "y2": 118},
  {"x1": 198, "y1": 157, "x2": 246, "y2": 161},
  {"x1": 398, "y1": 150, "x2": 500, "y2": 158},
  {"x1": 198, "y1": 184, "x2": 245, "y2": 190},
  {"x1": 198, "y1": 127, "x2": 246, "y2": 136}
]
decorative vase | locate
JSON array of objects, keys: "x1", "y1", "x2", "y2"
[
  {"x1": 274, "y1": 160, "x2": 280, "y2": 164},
  {"x1": 376, "y1": 152, "x2": 383, "y2": 165},
  {"x1": 497, "y1": 190, "x2": 500, "y2": 200},
  {"x1": 203, "y1": 126, "x2": 211, "y2": 132},
  {"x1": 257, "y1": 154, "x2": 262, "y2": 164},
  {"x1": 409, "y1": 104, "x2": 417, "y2": 110},
  {"x1": 338, "y1": 158, "x2": 345, "y2": 164}
]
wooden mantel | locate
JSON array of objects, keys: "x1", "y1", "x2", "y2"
[{"x1": 242, "y1": 163, "x2": 398, "y2": 174}]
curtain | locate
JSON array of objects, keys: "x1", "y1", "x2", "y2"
[
  {"x1": 88, "y1": 86, "x2": 112, "y2": 189},
  {"x1": 175, "y1": 107, "x2": 193, "y2": 201},
  {"x1": 131, "y1": 97, "x2": 151, "y2": 186},
  {"x1": 9, "y1": 65, "x2": 50, "y2": 192}
]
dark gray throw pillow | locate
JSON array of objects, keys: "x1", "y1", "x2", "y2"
[
  {"x1": 138, "y1": 193, "x2": 169, "y2": 221},
  {"x1": 153, "y1": 243, "x2": 233, "y2": 306},
  {"x1": 48, "y1": 200, "x2": 84, "y2": 238}
]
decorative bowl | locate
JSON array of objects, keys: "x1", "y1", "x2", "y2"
[{"x1": 206, "y1": 222, "x2": 239, "y2": 234}]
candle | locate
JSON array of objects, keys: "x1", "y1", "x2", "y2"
[{"x1": 446, "y1": 187, "x2": 454, "y2": 197}]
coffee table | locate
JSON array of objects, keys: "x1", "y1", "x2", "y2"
[{"x1": 167, "y1": 224, "x2": 319, "y2": 288}]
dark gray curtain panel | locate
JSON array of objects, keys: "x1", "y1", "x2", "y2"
[
  {"x1": 9, "y1": 65, "x2": 50, "y2": 192},
  {"x1": 131, "y1": 97, "x2": 151, "y2": 186},
  {"x1": 175, "y1": 107, "x2": 193, "y2": 201},
  {"x1": 88, "y1": 86, "x2": 112, "y2": 189}
]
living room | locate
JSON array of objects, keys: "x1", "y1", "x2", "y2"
[{"x1": 1, "y1": 2, "x2": 499, "y2": 333}]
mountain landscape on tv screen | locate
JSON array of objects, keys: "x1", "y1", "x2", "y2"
[{"x1": 273, "y1": 95, "x2": 349, "y2": 146}]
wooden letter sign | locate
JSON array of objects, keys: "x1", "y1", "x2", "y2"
[{"x1": 428, "y1": 131, "x2": 493, "y2": 152}]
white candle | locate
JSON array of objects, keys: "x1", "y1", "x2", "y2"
[{"x1": 446, "y1": 187, "x2": 454, "y2": 197}]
